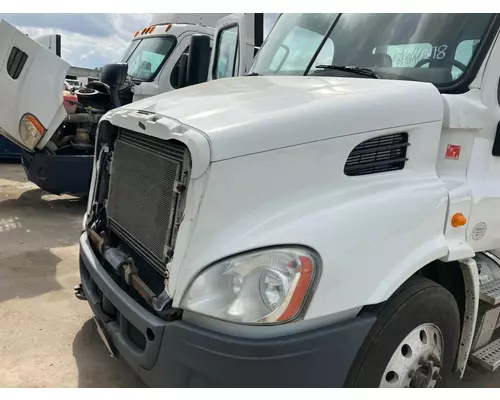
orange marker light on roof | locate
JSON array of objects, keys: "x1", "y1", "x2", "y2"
[
  {"x1": 133, "y1": 31, "x2": 139, "y2": 38},
  {"x1": 451, "y1": 213, "x2": 467, "y2": 227},
  {"x1": 141, "y1": 28, "x2": 147, "y2": 35},
  {"x1": 147, "y1": 26, "x2": 155, "y2": 34},
  {"x1": 165, "y1": 24, "x2": 171, "y2": 33}
]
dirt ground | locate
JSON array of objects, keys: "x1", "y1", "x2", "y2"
[
  {"x1": 0, "y1": 162, "x2": 500, "y2": 388},
  {"x1": 0, "y1": 163, "x2": 144, "y2": 387}
]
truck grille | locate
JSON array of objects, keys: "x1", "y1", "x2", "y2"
[{"x1": 107, "y1": 129, "x2": 189, "y2": 274}]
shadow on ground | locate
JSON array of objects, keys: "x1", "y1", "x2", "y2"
[
  {"x1": 0, "y1": 188, "x2": 87, "y2": 303},
  {"x1": 72, "y1": 319, "x2": 145, "y2": 388},
  {"x1": 0, "y1": 188, "x2": 86, "y2": 250},
  {"x1": 0, "y1": 158, "x2": 22, "y2": 165},
  {"x1": 0, "y1": 161, "x2": 25, "y2": 184},
  {"x1": 0, "y1": 249, "x2": 63, "y2": 303},
  {"x1": 1, "y1": 188, "x2": 86, "y2": 215}
]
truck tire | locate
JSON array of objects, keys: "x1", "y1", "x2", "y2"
[{"x1": 345, "y1": 276, "x2": 460, "y2": 388}]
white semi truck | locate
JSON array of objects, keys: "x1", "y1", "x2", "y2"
[
  {"x1": 6, "y1": 12, "x2": 500, "y2": 388},
  {"x1": 0, "y1": 13, "x2": 266, "y2": 196}
]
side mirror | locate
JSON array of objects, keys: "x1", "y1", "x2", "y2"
[
  {"x1": 101, "y1": 63, "x2": 128, "y2": 88},
  {"x1": 100, "y1": 63, "x2": 128, "y2": 108},
  {"x1": 186, "y1": 34, "x2": 211, "y2": 87}
]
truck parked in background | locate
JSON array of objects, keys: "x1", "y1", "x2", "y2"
[
  {"x1": 0, "y1": 13, "x2": 270, "y2": 196},
  {"x1": 65, "y1": 74, "x2": 83, "y2": 90}
]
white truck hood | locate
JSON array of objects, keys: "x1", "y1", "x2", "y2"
[
  {"x1": 0, "y1": 20, "x2": 69, "y2": 151},
  {"x1": 113, "y1": 75, "x2": 443, "y2": 161}
]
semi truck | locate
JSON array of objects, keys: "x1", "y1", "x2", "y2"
[
  {"x1": 0, "y1": 13, "x2": 266, "y2": 196},
  {"x1": 7, "y1": 12, "x2": 500, "y2": 388}
]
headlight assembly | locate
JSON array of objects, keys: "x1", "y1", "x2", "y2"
[
  {"x1": 19, "y1": 114, "x2": 45, "y2": 148},
  {"x1": 181, "y1": 247, "x2": 319, "y2": 324}
]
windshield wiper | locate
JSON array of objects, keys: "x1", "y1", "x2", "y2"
[
  {"x1": 245, "y1": 72, "x2": 261, "y2": 76},
  {"x1": 315, "y1": 65, "x2": 380, "y2": 79}
]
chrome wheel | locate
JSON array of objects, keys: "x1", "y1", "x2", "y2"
[{"x1": 380, "y1": 323, "x2": 444, "y2": 388}]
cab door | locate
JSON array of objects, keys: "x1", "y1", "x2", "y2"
[
  {"x1": 208, "y1": 13, "x2": 264, "y2": 80},
  {"x1": 0, "y1": 20, "x2": 70, "y2": 151}
]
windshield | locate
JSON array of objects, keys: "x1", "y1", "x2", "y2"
[
  {"x1": 250, "y1": 13, "x2": 494, "y2": 87},
  {"x1": 121, "y1": 36, "x2": 177, "y2": 81}
]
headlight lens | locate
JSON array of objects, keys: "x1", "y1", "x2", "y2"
[
  {"x1": 181, "y1": 248, "x2": 317, "y2": 324},
  {"x1": 19, "y1": 114, "x2": 45, "y2": 148}
]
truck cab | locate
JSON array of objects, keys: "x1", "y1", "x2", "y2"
[
  {"x1": 120, "y1": 13, "x2": 231, "y2": 101},
  {"x1": 0, "y1": 13, "x2": 268, "y2": 196},
  {"x1": 75, "y1": 13, "x2": 500, "y2": 387}
]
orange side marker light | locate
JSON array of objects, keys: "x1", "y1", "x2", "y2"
[{"x1": 451, "y1": 213, "x2": 467, "y2": 227}]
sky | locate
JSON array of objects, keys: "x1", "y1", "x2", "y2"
[
  {"x1": 0, "y1": 14, "x2": 151, "y2": 69},
  {"x1": 0, "y1": 13, "x2": 279, "y2": 69}
]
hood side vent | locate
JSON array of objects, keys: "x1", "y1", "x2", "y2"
[{"x1": 344, "y1": 132, "x2": 409, "y2": 176}]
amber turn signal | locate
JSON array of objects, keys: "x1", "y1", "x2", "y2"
[{"x1": 451, "y1": 213, "x2": 467, "y2": 227}]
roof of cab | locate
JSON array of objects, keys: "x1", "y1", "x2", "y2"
[{"x1": 148, "y1": 13, "x2": 230, "y2": 28}]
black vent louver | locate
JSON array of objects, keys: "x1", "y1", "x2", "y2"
[
  {"x1": 344, "y1": 132, "x2": 409, "y2": 176},
  {"x1": 7, "y1": 47, "x2": 28, "y2": 80}
]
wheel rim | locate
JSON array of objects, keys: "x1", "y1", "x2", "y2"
[{"x1": 379, "y1": 323, "x2": 444, "y2": 388}]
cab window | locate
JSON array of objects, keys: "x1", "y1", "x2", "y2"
[
  {"x1": 373, "y1": 43, "x2": 432, "y2": 68},
  {"x1": 269, "y1": 26, "x2": 334, "y2": 74},
  {"x1": 252, "y1": 14, "x2": 335, "y2": 76},
  {"x1": 373, "y1": 39, "x2": 481, "y2": 80},
  {"x1": 251, "y1": 13, "x2": 493, "y2": 89},
  {"x1": 214, "y1": 25, "x2": 239, "y2": 79},
  {"x1": 124, "y1": 36, "x2": 177, "y2": 81},
  {"x1": 453, "y1": 39, "x2": 480, "y2": 79},
  {"x1": 170, "y1": 46, "x2": 190, "y2": 89}
]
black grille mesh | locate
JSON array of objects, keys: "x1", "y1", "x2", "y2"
[
  {"x1": 107, "y1": 129, "x2": 187, "y2": 274},
  {"x1": 344, "y1": 132, "x2": 409, "y2": 176}
]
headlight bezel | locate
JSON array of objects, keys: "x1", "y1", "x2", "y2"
[{"x1": 180, "y1": 245, "x2": 322, "y2": 326}]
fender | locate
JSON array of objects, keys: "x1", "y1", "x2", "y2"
[{"x1": 172, "y1": 123, "x2": 452, "y2": 317}]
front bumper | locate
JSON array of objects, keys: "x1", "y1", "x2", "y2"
[
  {"x1": 21, "y1": 150, "x2": 93, "y2": 196},
  {"x1": 79, "y1": 233, "x2": 375, "y2": 387}
]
